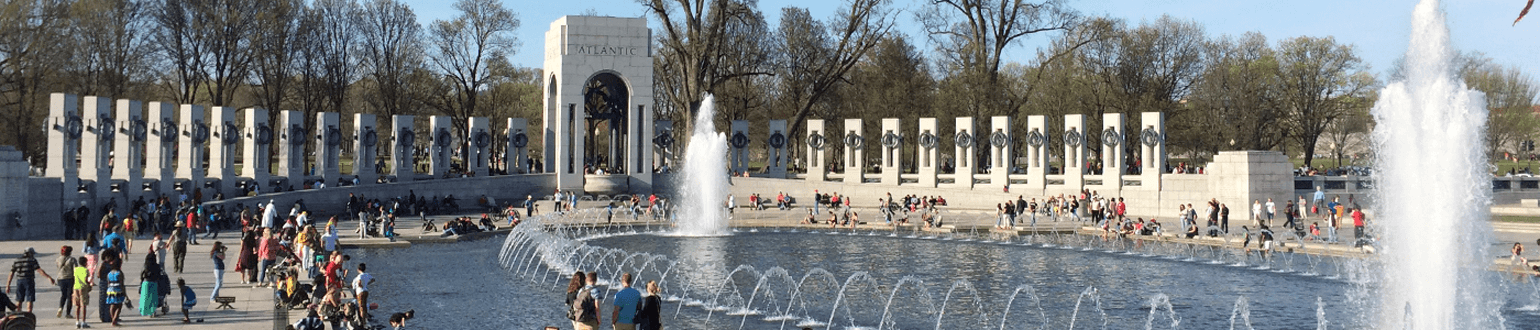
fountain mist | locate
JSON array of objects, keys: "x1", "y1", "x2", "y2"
[
  {"x1": 674, "y1": 94, "x2": 731, "y2": 236},
  {"x1": 1371, "y1": 0, "x2": 1497, "y2": 328}
]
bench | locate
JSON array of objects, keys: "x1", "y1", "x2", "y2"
[{"x1": 214, "y1": 296, "x2": 236, "y2": 310}]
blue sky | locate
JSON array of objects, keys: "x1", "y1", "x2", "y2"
[{"x1": 401, "y1": 0, "x2": 1539, "y2": 81}]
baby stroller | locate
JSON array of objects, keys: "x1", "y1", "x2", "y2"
[{"x1": 0, "y1": 312, "x2": 35, "y2": 330}]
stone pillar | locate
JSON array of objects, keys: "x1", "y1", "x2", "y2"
[
  {"x1": 177, "y1": 105, "x2": 208, "y2": 194},
  {"x1": 46, "y1": 94, "x2": 81, "y2": 187},
  {"x1": 805, "y1": 119, "x2": 826, "y2": 182},
  {"x1": 765, "y1": 120, "x2": 788, "y2": 178},
  {"x1": 241, "y1": 108, "x2": 270, "y2": 194},
  {"x1": 81, "y1": 97, "x2": 114, "y2": 201},
  {"x1": 429, "y1": 115, "x2": 453, "y2": 178},
  {"x1": 209, "y1": 106, "x2": 239, "y2": 198},
  {"x1": 1140, "y1": 112, "x2": 1166, "y2": 190},
  {"x1": 879, "y1": 118, "x2": 901, "y2": 185},
  {"x1": 553, "y1": 104, "x2": 583, "y2": 190},
  {"x1": 1207, "y1": 151, "x2": 1292, "y2": 221},
  {"x1": 147, "y1": 102, "x2": 176, "y2": 195},
  {"x1": 278, "y1": 110, "x2": 305, "y2": 190},
  {"x1": 1100, "y1": 112, "x2": 1126, "y2": 193},
  {"x1": 1024, "y1": 115, "x2": 1047, "y2": 192},
  {"x1": 953, "y1": 117, "x2": 975, "y2": 188},
  {"x1": 1063, "y1": 114, "x2": 1086, "y2": 191},
  {"x1": 653, "y1": 120, "x2": 673, "y2": 173},
  {"x1": 112, "y1": 99, "x2": 144, "y2": 203},
  {"x1": 467, "y1": 116, "x2": 490, "y2": 177},
  {"x1": 729, "y1": 120, "x2": 749, "y2": 175},
  {"x1": 390, "y1": 115, "x2": 415, "y2": 182},
  {"x1": 315, "y1": 112, "x2": 341, "y2": 187},
  {"x1": 506, "y1": 118, "x2": 529, "y2": 174},
  {"x1": 989, "y1": 116, "x2": 1012, "y2": 188},
  {"x1": 353, "y1": 114, "x2": 378, "y2": 185},
  {"x1": 917, "y1": 118, "x2": 938, "y2": 187},
  {"x1": 843, "y1": 119, "x2": 864, "y2": 184},
  {"x1": 631, "y1": 105, "x2": 655, "y2": 191}
]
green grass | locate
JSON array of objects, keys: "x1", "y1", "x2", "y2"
[{"x1": 1494, "y1": 215, "x2": 1540, "y2": 224}]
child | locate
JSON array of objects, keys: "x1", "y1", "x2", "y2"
[{"x1": 179, "y1": 278, "x2": 198, "y2": 323}]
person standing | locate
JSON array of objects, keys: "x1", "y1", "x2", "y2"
[
  {"x1": 177, "y1": 278, "x2": 196, "y2": 323},
  {"x1": 353, "y1": 263, "x2": 376, "y2": 321},
  {"x1": 1264, "y1": 198, "x2": 1276, "y2": 227},
  {"x1": 103, "y1": 263, "x2": 124, "y2": 326},
  {"x1": 554, "y1": 190, "x2": 564, "y2": 213},
  {"x1": 1312, "y1": 187, "x2": 1326, "y2": 213},
  {"x1": 524, "y1": 195, "x2": 536, "y2": 217},
  {"x1": 71, "y1": 256, "x2": 91, "y2": 329},
  {"x1": 56, "y1": 245, "x2": 77, "y2": 318},
  {"x1": 635, "y1": 281, "x2": 663, "y2": 330},
  {"x1": 1352, "y1": 207, "x2": 1366, "y2": 241},
  {"x1": 171, "y1": 222, "x2": 189, "y2": 273},
  {"x1": 210, "y1": 241, "x2": 226, "y2": 303},
  {"x1": 1219, "y1": 203, "x2": 1230, "y2": 234},
  {"x1": 7, "y1": 247, "x2": 55, "y2": 313},
  {"x1": 257, "y1": 228, "x2": 281, "y2": 286},
  {"x1": 565, "y1": 271, "x2": 597, "y2": 330},
  {"x1": 610, "y1": 273, "x2": 642, "y2": 330},
  {"x1": 138, "y1": 253, "x2": 163, "y2": 316},
  {"x1": 1251, "y1": 200, "x2": 1263, "y2": 226}
]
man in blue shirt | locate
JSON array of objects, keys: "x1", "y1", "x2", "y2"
[
  {"x1": 610, "y1": 273, "x2": 642, "y2": 330},
  {"x1": 102, "y1": 230, "x2": 125, "y2": 251},
  {"x1": 1312, "y1": 187, "x2": 1326, "y2": 214}
]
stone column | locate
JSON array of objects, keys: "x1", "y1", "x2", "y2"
[
  {"x1": 112, "y1": 99, "x2": 144, "y2": 204},
  {"x1": 729, "y1": 120, "x2": 749, "y2": 175},
  {"x1": 1025, "y1": 115, "x2": 1047, "y2": 192},
  {"x1": 553, "y1": 104, "x2": 583, "y2": 190},
  {"x1": 315, "y1": 112, "x2": 341, "y2": 187},
  {"x1": 353, "y1": 114, "x2": 378, "y2": 185},
  {"x1": 917, "y1": 118, "x2": 938, "y2": 187},
  {"x1": 177, "y1": 105, "x2": 208, "y2": 194},
  {"x1": 506, "y1": 118, "x2": 529, "y2": 174},
  {"x1": 209, "y1": 106, "x2": 239, "y2": 198},
  {"x1": 879, "y1": 118, "x2": 901, "y2": 185},
  {"x1": 805, "y1": 119, "x2": 826, "y2": 182},
  {"x1": 45, "y1": 94, "x2": 80, "y2": 192},
  {"x1": 147, "y1": 102, "x2": 176, "y2": 195},
  {"x1": 843, "y1": 119, "x2": 864, "y2": 184},
  {"x1": 391, "y1": 115, "x2": 415, "y2": 182},
  {"x1": 953, "y1": 117, "x2": 975, "y2": 189},
  {"x1": 278, "y1": 110, "x2": 305, "y2": 190},
  {"x1": 1140, "y1": 112, "x2": 1166, "y2": 190},
  {"x1": 241, "y1": 108, "x2": 270, "y2": 194},
  {"x1": 1063, "y1": 114, "x2": 1086, "y2": 191},
  {"x1": 631, "y1": 105, "x2": 654, "y2": 191},
  {"x1": 765, "y1": 120, "x2": 788, "y2": 178},
  {"x1": 989, "y1": 116, "x2": 1012, "y2": 188},
  {"x1": 429, "y1": 115, "x2": 453, "y2": 178},
  {"x1": 81, "y1": 97, "x2": 113, "y2": 202},
  {"x1": 467, "y1": 117, "x2": 490, "y2": 177},
  {"x1": 1101, "y1": 112, "x2": 1126, "y2": 193}
]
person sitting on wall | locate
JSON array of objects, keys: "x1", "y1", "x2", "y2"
[{"x1": 801, "y1": 208, "x2": 816, "y2": 225}]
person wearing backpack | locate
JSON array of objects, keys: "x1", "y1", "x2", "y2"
[
  {"x1": 564, "y1": 271, "x2": 601, "y2": 329},
  {"x1": 610, "y1": 273, "x2": 642, "y2": 330},
  {"x1": 634, "y1": 281, "x2": 663, "y2": 330}
]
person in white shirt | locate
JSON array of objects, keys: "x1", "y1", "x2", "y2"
[
  {"x1": 1251, "y1": 200, "x2": 1263, "y2": 226},
  {"x1": 353, "y1": 263, "x2": 376, "y2": 321},
  {"x1": 1264, "y1": 198, "x2": 1276, "y2": 227}
]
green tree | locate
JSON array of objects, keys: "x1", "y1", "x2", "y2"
[
  {"x1": 1457, "y1": 55, "x2": 1540, "y2": 158},
  {"x1": 1275, "y1": 36, "x2": 1377, "y2": 167},
  {"x1": 1188, "y1": 32, "x2": 1284, "y2": 152}
]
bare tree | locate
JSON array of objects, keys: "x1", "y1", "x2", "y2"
[
  {"x1": 315, "y1": 0, "x2": 359, "y2": 114},
  {"x1": 0, "y1": 0, "x2": 71, "y2": 159},
  {"x1": 919, "y1": 0, "x2": 1077, "y2": 117},
  {"x1": 1276, "y1": 36, "x2": 1376, "y2": 167},
  {"x1": 427, "y1": 0, "x2": 519, "y2": 139},
  {"x1": 250, "y1": 0, "x2": 303, "y2": 112},
  {"x1": 775, "y1": 0, "x2": 895, "y2": 147},
  {"x1": 357, "y1": 0, "x2": 425, "y2": 117},
  {"x1": 151, "y1": 0, "x2": 261, "y2": 106},
  {"x1": 641, "y1": 0, "x2": 770, "y2": 136},
  {"x1": 68, "y1": 0, "x2": 153, "y2": 98}
]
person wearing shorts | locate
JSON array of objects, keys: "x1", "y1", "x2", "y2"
[{"x1": 8, "y1": 247, "x2": 55, "y2": 313}]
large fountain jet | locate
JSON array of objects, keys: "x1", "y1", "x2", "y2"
[
  {"x1": 674, "y1": 94, "x2": 731, "y2": 236},
  {"x1": 1371, "y1": 0, "x2": 1497, "y2": 328}
]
